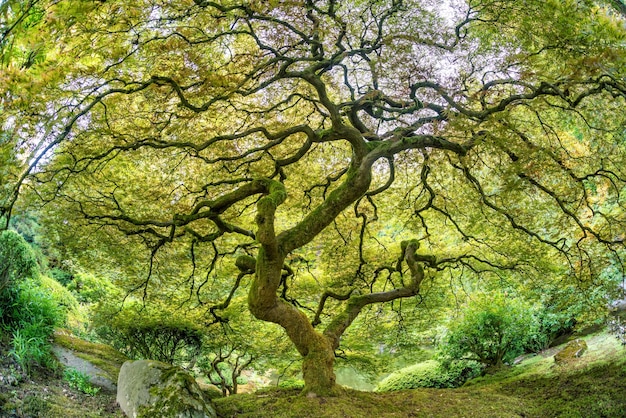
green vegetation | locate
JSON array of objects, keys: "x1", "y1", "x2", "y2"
[
  {"x1": 0, "y1": 230, "x2": 65, "y2": 374},
  {"x1": 63, "y1": 368, "x2": 100, "y2": 396},
  {"x1": 1, "y1": 0, "x2": 626, "y2": 414},
  {"x1": 53, "y1": 332, "x2": 128, "y2": 382},
  {"x1": 92, "y1": 301, "x2": 203, "y2": 365},
  {"x1": 375, "y1": 359, "x2": 483, "y2": 391},
  {"x1": 441, "y1": 294, "x2": 539, "y2": 368},
  {"x1": 0, "y1": 230, "x2": 39, "y2": 296},
  {"x1": 215, "y1": 332, "x2": 626, "y2": 418},
  {"x1": 8, "y1": 280, "x2": 62, "y2": 373}
]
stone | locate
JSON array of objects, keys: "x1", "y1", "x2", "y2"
[
  {"x1": 116, "y1": 360, "x2": 217, "y2": 418},
  {"x1": 52, "y1": 345, "x2": 117, "y2": 392},
  {"x1": 554, "y1": 339, "x2": 588, "y2": 364}
]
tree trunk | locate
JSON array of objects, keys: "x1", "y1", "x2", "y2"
[
  {"x1": 301, "y1": 333, "x2": 337, "y2": 396},
  {"x1": 248, "y1": 261, "x2": 339, "y2": 396},
  {"x1": 243, "y1": 179, "x2": 343, "y2": 396}
]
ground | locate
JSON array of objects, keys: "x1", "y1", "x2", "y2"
[
  {"x1": 0, "y1": 331, "x2": 624, "y2": 417},
  {"x1": 0, "y1": 338, "x2": 123, "y2": 417}
]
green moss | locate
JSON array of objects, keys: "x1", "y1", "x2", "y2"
[
  {"x1": 214, "y1": 386, "x2": 522, "y2": 418},
  {"x1": 213, "y1": 331, "x2": 626, "y2": 418},
  {"x1": 137, "y1": 364, "x2": 214, "y2": 418}
]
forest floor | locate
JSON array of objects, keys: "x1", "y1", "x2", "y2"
[{"x1": 0, "y1": 331, "x2": 624, "y2": 417}]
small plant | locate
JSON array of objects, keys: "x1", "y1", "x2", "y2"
[
  {"x1": 63, "y1": 368, "x2": 100, "y2": 396},
  {"x1": 7, "y1": 280, "x2": 62, "y2": 374}
]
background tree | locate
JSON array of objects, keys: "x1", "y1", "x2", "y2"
[
  {"x1": 6, "y1": 0, "x2": 626, "y2": 395},
  {"x1": 440, "y1": 293, "x2": 538, "y2": 369}
]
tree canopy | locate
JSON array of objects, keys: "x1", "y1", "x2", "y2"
[{"x1": 2, "y1": 0, "x2": 626, "y2": 395}]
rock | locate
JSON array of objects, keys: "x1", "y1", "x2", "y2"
[
  {"x1": 554, "y1": 339, "x2": 588, "y2": 364},
  {"x1": 52, "y1": 345, "x2": 117, "y2": 392},
  {"x1": 116, "y1": 360, "x2": 216, "y2": 418}
]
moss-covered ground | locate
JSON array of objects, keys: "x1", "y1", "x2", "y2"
[
  {"x1": 1, "y1": 330, "x2": 624, "y2": 417},
  {"x1": 215, "y1": 332, "x2": 626, "y2": 418}
]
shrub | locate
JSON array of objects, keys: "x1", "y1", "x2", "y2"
[
  {"x1": 277, "y1": 378, "x2": 305, "y2": 390},
  {"x1": 92, "y1": 301, "x2": 203, "y2": 364},
  {"x1": 66, "y1": 271, "x2": 118, "y2": 303},
  {"x1": 40, "y1": 275, "x2": 79, "y2": 319},
  {"x1": 525, "y1": 309, "x2": 576, "y2": 352},
  {"x1": 0, "y1": 230, "x2": 40, "y2": 287},
  {"x1": 0, "y1": 230, "x2": 40, "y2": 323},
  {"x1": 9, "y1": 279, "x2": 62, "y2": 373},
  {"x1": 374, "y1": 359, "x2": 482, "y2": 392},
  {"x1": 49, "y1": 268, "x2": 73, "y2": 286},
  {"x1": 440, "y1": 293, "x2": 539, "y2": 368}
]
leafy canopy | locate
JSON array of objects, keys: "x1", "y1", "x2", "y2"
[{"x1": 4, "y1": 0, "x2": 626, "y2": 392}]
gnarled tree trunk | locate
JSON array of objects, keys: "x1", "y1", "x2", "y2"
[
  {"x1": 247, "y1": 248, "x2": 340, "y2": 396},
  {"x1": 245, "y1": 210, "x2": 430, "y2": 396}
]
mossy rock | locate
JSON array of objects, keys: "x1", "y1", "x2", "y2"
[
  {"x1": 53, "y1": 331, "x2": 128, "y2": 382},
  {"x1": 554, "y1": 339, "x2": 588, "y2": 364},
  {"x1": 196, "y1": 382, "x2": 224, "y2": 400},
  {"x1": 117, "y1": 360, "x2": 216, "y2": 418}
]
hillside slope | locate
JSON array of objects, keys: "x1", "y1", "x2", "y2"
[{"x1": 0, "y1": 331, "x2": 624, "y2": 417}]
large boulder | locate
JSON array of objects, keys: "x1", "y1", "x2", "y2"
[
  {"x1": 554, "y1": 339, "x2": 587, "y2": 364},
  {"x1": 117, "y1": 360, "x2": 216, "y2": 418}
]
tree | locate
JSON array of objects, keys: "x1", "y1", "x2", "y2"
[
  {"x1": 6, "y1": 0, "x2": 626, "y2": 395},
  {"x1": 441, "y1": 293, "x2": 537, "y2": 368}
]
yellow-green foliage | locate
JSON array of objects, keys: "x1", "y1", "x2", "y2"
[
  {"x1": 40, "y1": 275, "x2": 79, "y2": 318},
  {"x1": 66, "y1": 271, "x2": 119, "y2": 303},
  {"x1": 375, "y1": 359, "x2": 482, "y2": 392},
  {"x1": 0, "y1": 230, "x2": 39, "y2": 297},
  {"x1": 442, "y1": 293, "x2": 538, "y2": 367},
  {"x1": 92, "y1": 300, "x2": 204, "y2": 364}
]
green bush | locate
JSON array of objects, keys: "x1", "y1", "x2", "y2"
[
  {"x1": 93, "y1": 301, "x2": 203, "y2": 364},
  {"x1": 66, "y1": 271, "x2": 118, "y2": 303},
  {"x1": 9, "y1": 279, "x2": 62, "y2": 373},
  {"x1": 277, "y1": 378, "x2": 305, "y2": 390},
  {"x1": 49, "y1": 268, "x2": 73, "y2": 286},
  {"x1": 0, "y1": 230, "x2": 40, "y2": 322},
  {"x1": 374, "y1": 359, "x2": 482, "y2": 392},
  {"x1": 0, "y1": 230, "x2": 40, "y2": 283},
  {"x1": 40, "y1": 275, "x2": 79, "y2": 320},
  {"x1": 440, "y1": 293, "x2": 539, "y2": 368}
]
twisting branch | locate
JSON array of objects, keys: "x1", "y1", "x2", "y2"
[{"x1": 323, "y1": 239, "x2": 433, "y2": 349}]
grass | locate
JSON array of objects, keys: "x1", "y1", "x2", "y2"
[{"x1": 214, "y1": 332, "x2": 626, "y2": 418}]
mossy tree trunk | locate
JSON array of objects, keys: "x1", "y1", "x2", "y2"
[
  {"x1": 244, "y1": 171, "x2": 368, "y2": 396},
  {"x1": 242, "y1": 174, "x2": 433, "y2": 396}
]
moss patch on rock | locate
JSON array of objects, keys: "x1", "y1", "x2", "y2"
[
  {"x1": 53, "y1": 331, "x2": 128, "y2": 381},
  {"x1": 117, "y1": 359, "x2": 216, "y2": 418},
  {"x1": 554, "y1": 339, "x2": 588, "y2": 364}
]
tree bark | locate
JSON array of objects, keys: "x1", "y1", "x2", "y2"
[
  {"x1": 245, "y1": 220, "x2": 431, "y2": 396},
  {"x1": 245, "y1": 178, "x2": 341, "y2": 396}
]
